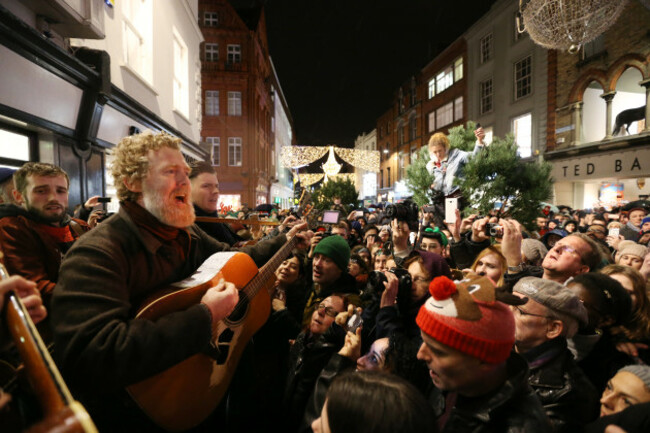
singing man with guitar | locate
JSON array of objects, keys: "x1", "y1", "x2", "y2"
[{"x1": 50, "y1": 130, "x2": 311, "y2": 432}]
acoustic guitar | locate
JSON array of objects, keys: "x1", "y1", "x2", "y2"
[
  {"x1": 0, "y1": 263, "x2": 98, "y2": 433},
  {"x1": 126, "y1": 235, "x2": 299, "y2": 432}
]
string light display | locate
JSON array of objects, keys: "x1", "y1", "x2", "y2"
[
  {"x1": 322, "y1": 147, "x2": 342, "y2": 179},
  {"x1": 280, "y1": 146, "x2": 380, "y2": 172},
  {"x1": 298, "y1": 173, "x2": 325, "y2": 186},
  {"x1": 520, "y1": 0, "x2": 628, "y2": 53}
]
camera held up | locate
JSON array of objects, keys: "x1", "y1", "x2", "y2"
[{"x1": 385, "y1": 199, "x2": 419, "y2": 232}]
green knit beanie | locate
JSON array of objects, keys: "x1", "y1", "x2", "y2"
[{"x1": 313, "y1": 234, "x2": 350, "y2": 271}]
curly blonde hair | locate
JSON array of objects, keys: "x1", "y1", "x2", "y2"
[
  {"x1": 427, "y1": 132, "x2": 449, "y2": 151},
  {"x1": 111, "y1": 130, "x2": 181, "y2": 201}
]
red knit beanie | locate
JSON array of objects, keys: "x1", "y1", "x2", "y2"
[{"x1": 416, "y1": 275, "x2": 515, "y2": 363}]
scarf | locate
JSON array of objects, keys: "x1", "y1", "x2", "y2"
[
  {"x1": 37, "y1": 223, "x2": 76, "y2": 254},
  {"x1": 121, "y1": 201, "x2": 190, "y2": 261}
]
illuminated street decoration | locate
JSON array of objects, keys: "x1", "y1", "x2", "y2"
[
  {"x1": 322, "y1": 146, "x2": 342, "y2": 179},
  {"x1": 519, "y1": 0, "x2": 628, "y2": 53},
  {"x1": 280, "y1": 145, "x2": 380, "y2": 172},
  {"x1": 297, "y1": 173, "x2": 325, "y2": 186}
]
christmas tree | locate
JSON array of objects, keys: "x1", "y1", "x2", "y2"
[{"x1": 457, "y1": 132, "x2": 553, "y2": 231}]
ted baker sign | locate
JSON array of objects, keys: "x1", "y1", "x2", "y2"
[{"x1": 551, "y1": 148, "x2": 650, "y2": 181}]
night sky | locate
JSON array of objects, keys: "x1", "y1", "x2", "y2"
[{"x1": 264, "y1": 0, "x2": 498, "y2": 147}]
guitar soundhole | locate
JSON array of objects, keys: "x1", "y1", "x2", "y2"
[{"x1": 226, "y1": 292, "x2": 249, "y2": 323}]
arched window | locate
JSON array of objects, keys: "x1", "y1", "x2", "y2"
[{"x1": 581, "y1": 80, "x2": 606, "y2": 143}]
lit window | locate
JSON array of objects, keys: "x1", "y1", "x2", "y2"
[
  {"x1": 436, "y1": 66, "x2": 453, "y2": 94},
  {"x1": 514, "y1": 56, "x2": 532, "y2": 100},
  {"x1": 205, "y1": 43, "x2": 219, "y2": 62},
  {"x1": 436, "y1": 102, "x2": 454, "y2": 129},
  {"x1": 205, "y1": 90, "x2": 219, "y2": 116},
  {"x1": 228, "y1": 137, "x2": 242, "y2": 166},
  {"x1": 204, "y1": 12, "x2": 218, "y2": 27},
  {"x1": 454, "y1": 96, "x2": 463, "y2": 121},
  {"x1": 480, "y1": 33, "x2": 492, "y2": 64},
  {"x1": 228, "y1": 91, "x2": 242, "y2": 116},
  {"x1": 513, "y1": 113, "x2": 532, "y2": 158},
  {"x1": 227, "y1": 45, "x2": 241, "y2": 63},
  {"x1": 122, "y1": 0, "x2": 153, "y2": 83},
  {"x1": 207, "y1": 137, "x2": 220, "y2": 166},
  {"x1": 454, "y1": 57, "x2": 463, "y2": 82},
  {"x1": 428, "y1": 111, "x2": 435, "y2": 132},
  {"x1": 428, "y1": 78, "x2": 436, "y2": 99},
  {"x1": 480, "y1": 78, "x2": 493, "y2": 114},
  {"x1": 172, "y1": 29, "x2": 189, "y2": 117},
  {"x1": 0, "y1": 128, "x2": 30, "y2": 161}
]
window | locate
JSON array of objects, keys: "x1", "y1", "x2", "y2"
[
  {"x1": 436, "y1": 102, "x2": 454, "y2": 129},
  {"x1": 436, "y1": 66, "x2": 453, "y2": 94},
  {"x1": 480, "y1": 78, "x2": 493, "y2": 114},
  {"x1": 410, "y1": 146, "x2": 418, "y2": 163},
  {"x1": 207, "y1": 137, "x2": 220, "y2": 166},
  {"x1": 387, "y1": 167, "x2": 391, "y2": 187},
  {"x1": 398, "y1": 124, "x2": 404, "y2": 146},
  {"x1": 0, "y1": 128, "x2": 30, "y2": 161},
  {"x1": 227, "y1": 45, "x2": 241, "y2": 63},
  {"x1": 380, "y1": 170, "x2": 383, "y2": 189},
  {"x1": 454, "y1": 57, "x2": 463, "y2": 82},
  {"x1": 205, "y1": 90, "x2": 219, "y2": 116},
  {"x1": 228, "y1": 91, "x2": 242, "y2": 116},
  {"x1": 428, "y1": 78, "x2": 436, "y2": 99},
  {"x1": 205, "y1": 43, "x2": 219, "y2": 62},
  {"x1": 428, "y1": 111, "x2": 435, "y2": 132},
  {"x1": 409, "y1": 116, "x2": 417, "y2": 140},
  {"x1": 480, "y1": 33, "x2": 492, "y2": 64},
  {"x1": 410, "y1": 77, "x2": 417, "y2": 105},
  {"x1": 204, "y1": 12, "x2": 218, "y2": 27},
  {"x1": 122, "y1": 0, "x2": 153, "y2": 82},
  {"x1": 172, "y1": 29, "x2": 189, "y2": 117},
  {"x1": 514, "y1": 56, "x2": 532, "y2": 100},
  {"x1": 513, "y1": 113, "x2": 532, "y2": 158},
  {"x1": 399, "y1": 152, "x2": 406, "y2": 180},
  {"x1": 454, "y1": 96, "x2": 463, "y2": 121},
  {"x1": 228, "y1": 137, "x2": 242, "y2": 166}
]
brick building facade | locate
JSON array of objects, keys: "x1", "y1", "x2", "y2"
[
  {"x1": 546, "y1": 1, "x2": 650, "y2": 208},
  {"x1": 199, "y1": 0, "x2": 274, "y2": 208}
]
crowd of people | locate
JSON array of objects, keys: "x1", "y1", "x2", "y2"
[{"x1": 0, "y1": 129, "x2": 649, "y2": 433}]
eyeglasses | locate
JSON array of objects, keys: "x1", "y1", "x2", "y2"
[
  {"x1": 552, "y1": 243, "x2": 584, "y2": 263},
  {"x1": 513, "y1": 306, "x2": 553, "y2": 320},
  {"x1": 412, "y1": 276, "x2": 430, "y2": 284},
  {"x1": 317, "y1": 303, "x2": 339, "y2": 318}
]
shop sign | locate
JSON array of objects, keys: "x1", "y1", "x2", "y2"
[{"x1": 551, "y1": 147, "x2": 650, "y2": 181}]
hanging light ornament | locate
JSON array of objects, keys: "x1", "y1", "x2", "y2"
[
  {"x1": 321, "y1": 146, "x2": 342, "y2": 181},
  {"x1": 518, "y1": 0, "x2": 628, "y2": 54}
]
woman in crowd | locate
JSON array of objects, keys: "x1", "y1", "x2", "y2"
[
  {"x1": 468, "y1": 245, "x2": 507, "y2": 286},
  {"x1": 614, "y1": 241, "x2": 647, "y2": 271},
  {"x1": 348, "y1": 253, "x2": 370, "y2": 291},
  {"x1": 373, "y1": 249, "x2": 392, "y2": 272},
  {"x1": 311, "y1": 371, "x2": 437, "y2": 433},
  {"x1": 601, "y1": 265, "x2": 650, "y2": 363},
  {"x1": 599, "y1": 365, "x2": 650, "y2": 418},
  {"x1": 566, "y1": 273, "x2": 633, "y2": 392}
]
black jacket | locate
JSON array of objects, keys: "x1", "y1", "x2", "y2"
[
  {"x1": 449, "y1": 230, "x2": 491, "y2": 270},
  {"x1": 193, "y1": 205, "x2": 242, "y2": 246},
  {"x1": 438, "y1": 353, "x2": 552, "y2": 433},
  {"x1": 524, "y1": 338, "x2": 599, "y2": 433}
]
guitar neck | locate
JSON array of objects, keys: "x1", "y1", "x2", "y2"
[{"x1": 245, "y1": 235, "x2": 299, "y2": 297}]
